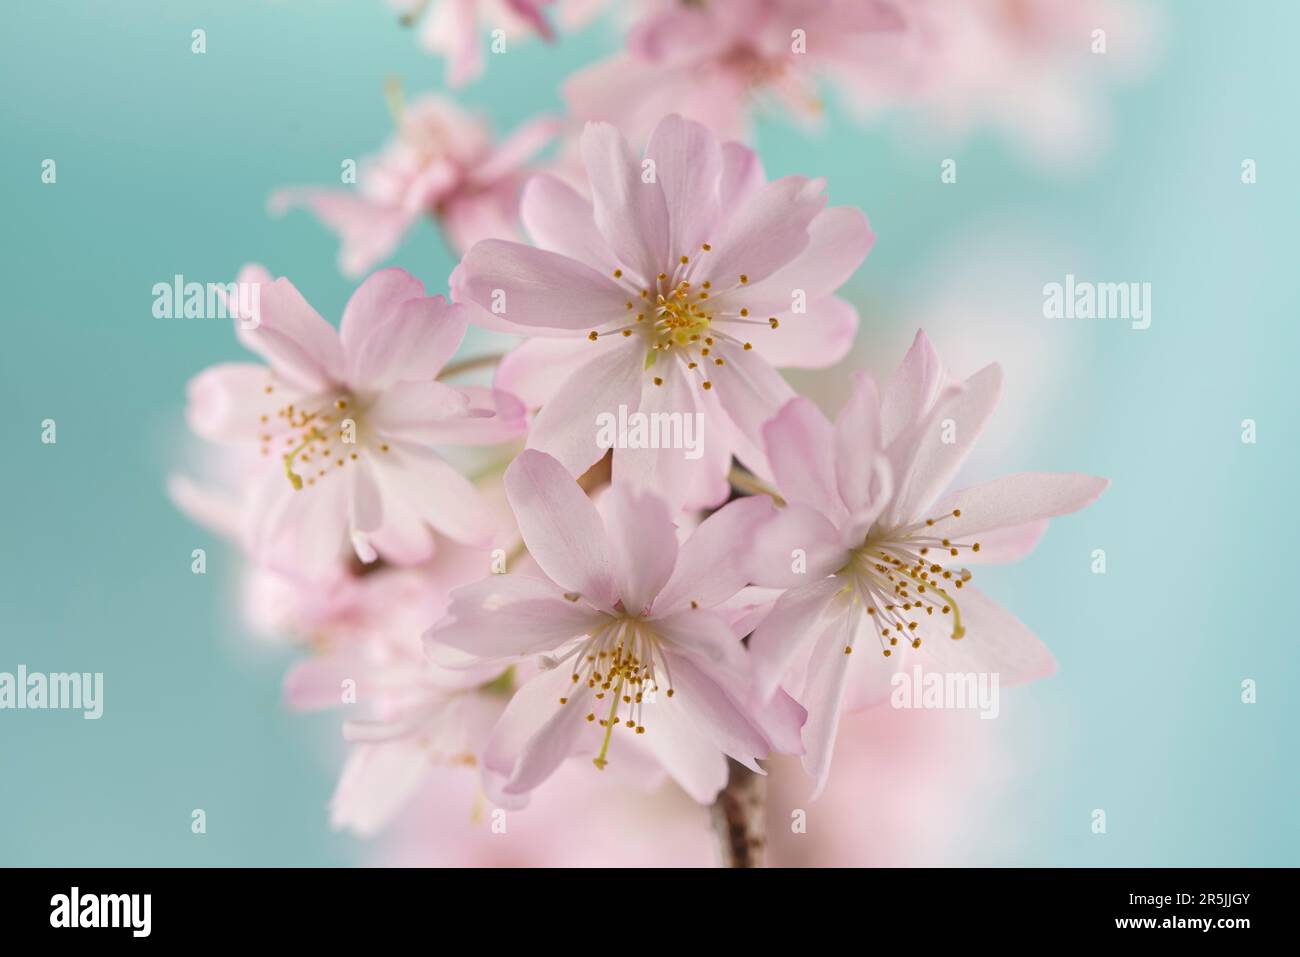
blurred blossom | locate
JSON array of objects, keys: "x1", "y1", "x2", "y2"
[
  {"x1": 387, "y1": 0, "x2": 559, "y2": 87},
  {"x1": 272, "y1": 94, "x2": 558, "y2": 277},
  {"x1": 855, "y1": 0, "x2": 1160, "y2": 169},
  {"x1": 564, "y1": 0, "x2": 905, "y2": 143}
]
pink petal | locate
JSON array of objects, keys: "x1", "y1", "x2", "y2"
[
  {"x1": 519, "y1": 173, "x2": 619, "y2": 274},
  {"x1": 348, "y1": 296, "x2": 469, "y2": 389},
  {"x1": 366, "y1": 380, "x2": 473, "y2": 441},
  {"x1": 708, "y1": 337, "x2": 796, "y2": 462},
  {"x1": 914, "y1": 585, "x2": 1057, "y2": 686},
  {"x1": 242, "y1": 277, "x2": 345, "y2": 391},
  {"x1": 496, "y1": 336, "x2": 600, "y2": 408},
  {"x1": 723, "y1": 295, "x2": 858, "y2": 370},
  {"x1": 801, "y1": 604, "x2": 861, "y2": 798},
  {"x1": 664, "y1": 651, "x2": 770, "y2": 772},
  {"x1": 653, "y1": 607, "x2": 749, "y2": 684},
  {"x1": 488, "y1": 664, "x2": 595, "y2": 795},
  {"x1": 414, "y1": 385, "x2": 528, "y2": 446},
  {"x1": 269, "y1": 189, "x2": 413, "y2": 279},
  {"x1": 503, "y1": 449, "x2": 619, "y2": 609},
  {"x1": 580, "y1": 121, "x2": 670, "y2": 286},
  {"x1": 748, "y1": 578, "x2": 846, "y2": 704},
  {"x1": 609, "y1": 370, "x2": 730, "y2": 514},
  {"x1": 763, "y1": 396, "x2": 848, "y2": 524},
  {"x1": 646, "y1": 114, "x2": 722, "y2": 262},
  {"x1": 637, "y1": 692, "x2": 729, "y2": 804},
  {"x1": 718, "y1": 140, "x2": 766, "y2": 209},
  {"x1": 429, "y1": 575, "x2": 608, "y2": 658},
  {"x1": 602, "y1": 484, "x2": 679, "y2": 614},
  {"x1": 719, "y1": 206, "x2": 874, "y2": 313},
  {"x1": 881, "y1": 329, "x2": 943, "y2": 447},
  {"x1": 834, "y1": 372, "x2": 892, "y2": 536},
  {"x1": 932, "y1": 472, "x2": 1110, "y2": 542},
  {"x1": 455, "y1": 239, "x2": 630, "y2": 331},
  {"x1": 747, "y1": 502, "x2": 850, "y2": 588},
  {"x1": 372, "y1": 443, "x2": 497, "y2": 547},
  {"x1": 347, "y1": 456, "x2": 384, "y2": 563},
  {"x1": 525, "y1": 337, "x2": 645, "y2": 478},
  {"x1": 884, "y1": 362, "x2": 1003, "y2": 527},
  {"x1": 338, "y1": 267, "x2": 426, "y2": 360},
  {"x1": 700, "y1": 175, "x2": 825, "y2": 293},
  {"x1": 655, "y1": 494, "x2": 776, "y2": 616},
  {"x1": 283, "y1": 656, "x2": 355, "y2": 712},
  {"x1": 329, "y1": 739, "x2": 429, "y2": 836},
  {"x1": 184, "y1": 362, "x2": 279, "y2": 443}
]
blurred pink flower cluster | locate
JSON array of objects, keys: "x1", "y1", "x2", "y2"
[{"x1": 171, "y1": 0, "x2": 1140, "y2": 866}]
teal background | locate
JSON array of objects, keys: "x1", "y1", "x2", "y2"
[{"x1": 1, "y1": 0, "x2": 1295, "y2": 866}]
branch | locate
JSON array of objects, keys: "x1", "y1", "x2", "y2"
[{"x1": 711, "y1": 760, "x2": 767, "y2": 868}]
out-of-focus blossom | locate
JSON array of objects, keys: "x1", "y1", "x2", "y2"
[
  {"x1": 453, "y1": 114, "x2": 872, "y2": 510},
  {"x1": 851, "y1": 0, "x2": 1159, "y2": 169},
  {"x1": 386, "y1": 0, "x2": 555, "y2": 87},
  {"x1": 427, "y1": 449, "x2": 805, "y2": 806},
  {"x1": 564, "y1": 0, "x2": 905, "y2": 143},
  {"x1": 183, "y1": 266, "x2": 526, "y2": 578},
  {"x1": 274, "y1": 548, "x2": 514, "y2": 836},
  {"x1": 272, "y1": 95, "x2": 558, "y2": 277},
  {"x1": 747, "y1": 331, "x2": 1107, "y2": 793}
]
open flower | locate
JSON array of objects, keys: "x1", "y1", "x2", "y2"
[
  {"x1": 747, "y1": 331, "x2": 1108, "y2": 794},
  {"x1": 272, "y1": 94, "x2": 557, "y2": 277},
  {"x1": 426, "y1": 449, "x2": 804, "y2": 805},
  {"x1": 563, "y1": 0, "x2": 905, "y2": 143},
  {"x1": 453, "y1": 113, "x2": 873, "y2": 510},
  {"x1": 184, "y1": 266, "x2": 526, "y2": 577}
]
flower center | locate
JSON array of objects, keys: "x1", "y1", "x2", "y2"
[
  {"x1": 257, "y1": 386, "x2": 385, "y2": 491},
  {"x1": 838, "y1": 508, "x2": 983, "y2": 658},
  {"x1": 586, "y1": 245, "x2": 780, "y2": 393},
  {"x1": 554, "y1": 616, "x2": 674, "y2": 770}
]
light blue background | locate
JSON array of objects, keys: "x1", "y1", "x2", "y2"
[{"x1": 1, "y1": 0, "x2": 1295, "y2": 866}]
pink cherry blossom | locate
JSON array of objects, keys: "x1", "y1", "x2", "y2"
[
  {"x1": 386, "y1": 0, "x2": 559, "y2": 87},
  {"x1": 452, "y1": 113, "x2": 874, "y2": 511},
  {"x1": 184, "y1": 266, "x2": 526, "y2": 579},
  {"x1": 746, "y1": 330, "x2": 1108, "y2": 794},
  {"x1": 426, "y1": 449, "x2": 805, "y2": 805},
  {"x1": 563, "y1": 0, "x2": 905, "y2": 143},
  {"x1": 271, "y1": 94, "x2": 558, "y2": 277},
  {"x1": 839, "y1": 0, "x2": 1160, "y2": 169}
]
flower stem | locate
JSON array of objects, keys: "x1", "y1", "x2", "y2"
[
  {"x1": 438, "y1": 353, "x2": 506, "y2": 380},
  {"x1": 727, "y1": 466, "x2": 785, "y2": 506},
  {"x1": 710, "y1": 760, "x2": 767, "y2": 868}
]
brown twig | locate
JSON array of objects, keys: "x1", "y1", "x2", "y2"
[{"x1": 711, "y1": 760, "x2": 767, "y2": 868}]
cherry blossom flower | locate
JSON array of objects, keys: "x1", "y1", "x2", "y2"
[
  {"x1": 426, "y1": 449, "x2": 805, "y2": 805},
  {"x1": 563, "y1": 0, "x2": 905, "y2": 143},
  {"x1": 184, "y1": 266, "x2": 526, "y2": 578},
  {"x1": 386, "y1": 0, "x2": 559, "y2": 87},
  {"x1": 837, "y1": 0, "x2": 1160, "y2": 169},
  {"x1": 271, "y1": 94, "x2": 558, "y2": 278},
  {"x1": 452, "y1": 113, "x2": 873, "y2": 510},
  {"x1": 746, "y1": 331, "x2": 1108, "y2": 794}
]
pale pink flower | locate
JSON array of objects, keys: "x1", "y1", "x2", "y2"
[
  {"x1": 453, "y1": 114, "x2": 874, "y2": 510},
  {"x1": 266, "y1": 538, "x2": 511, "y2": 836},
  {"x1": 747, "y1": 330, "x2": 1108, "y2": 794},
  {"x1": 563, "y1": 0, "x2": 905, "y2": 143},
  {"x1": 386, "y1": 0, "x2": 561, "y2": 86},
  {"x1": 846, "y1": 0, "x2": 1159, "y2": 169},
  {"x1": 426, "y1": 449, "x2": 805, "y2": 805},
  {"x1": 184, "y1": 266, "x2": 526, "y2": 578},
  {"x1": 271, "y1": 95, "x2": 557, "y2": 278}
]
